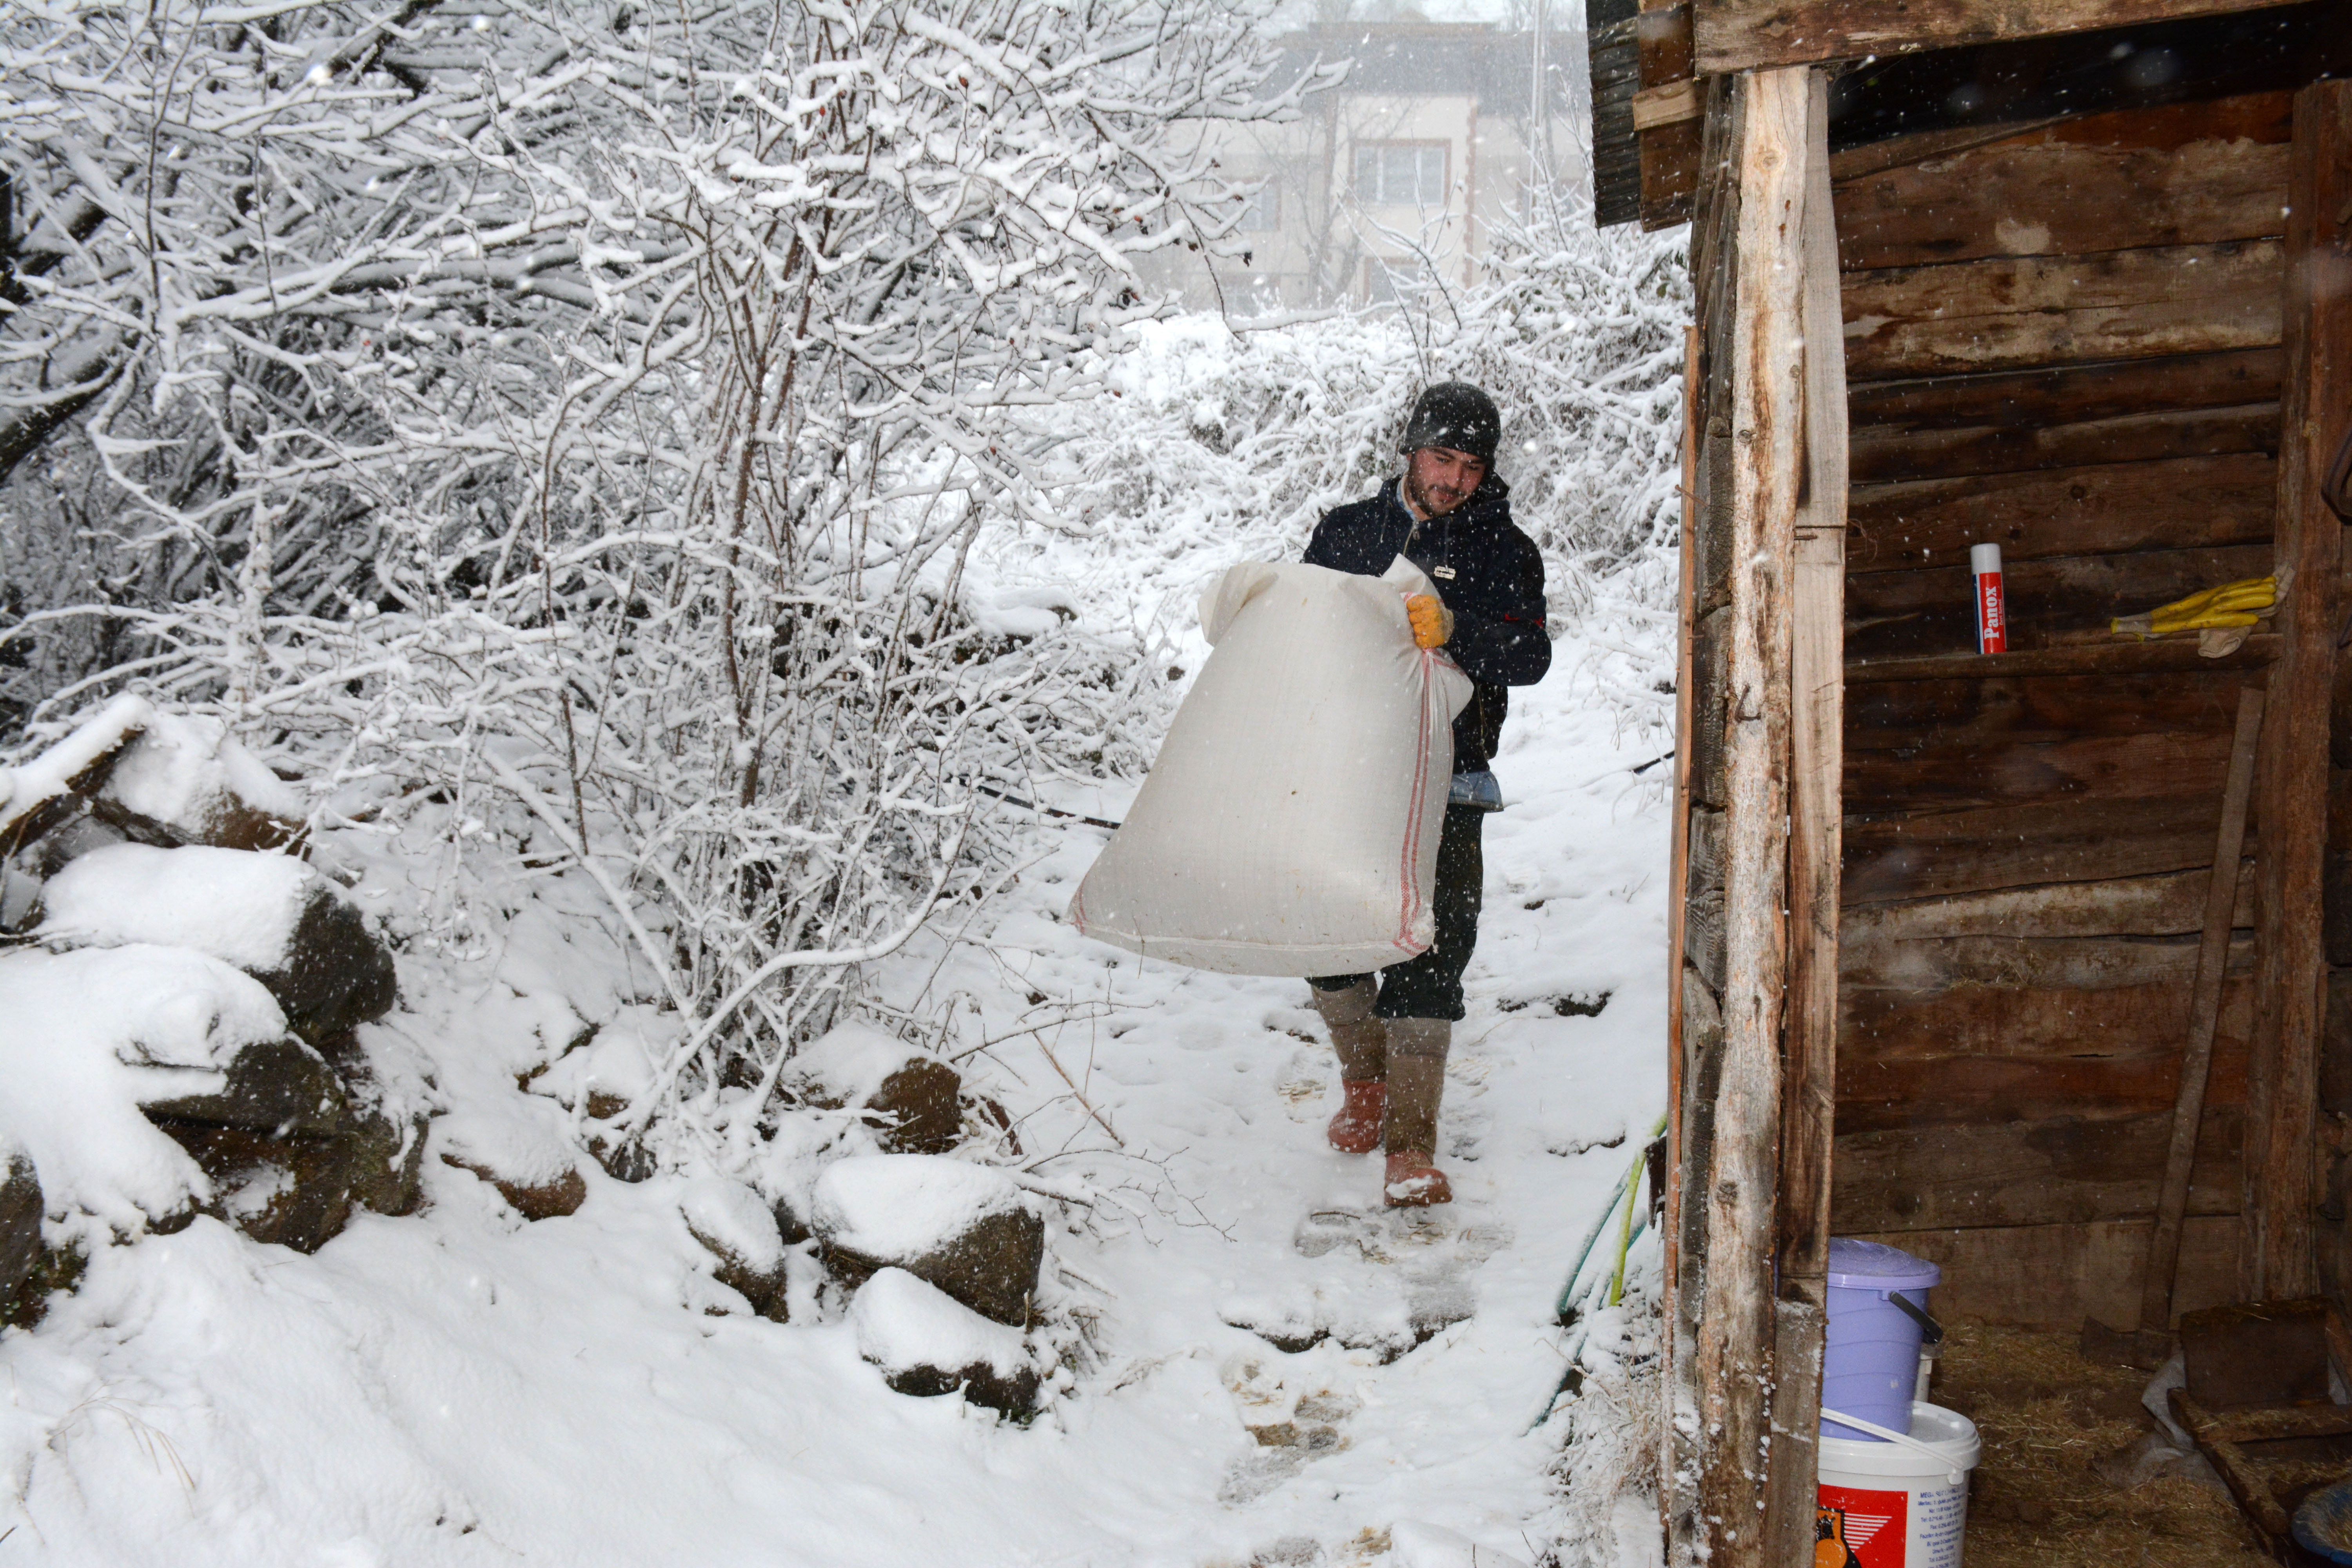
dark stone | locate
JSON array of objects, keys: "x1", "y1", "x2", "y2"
[
  {"x1": 867, "y1": 1058, "x2": 963, "y2": 1154},
  {"x1": 877, "y1": 1356, "x2": 1038, "y2": 1416},
  {"x1": 823, "y1": 1206, "x2": 1045, "y2": 1328},
  {"x1": 1, "y1": 1243, "x2": 85, "y2": 1331},
  {"x1": 687, "y1": 1225, "x2": 789, "y2": 1322},
  {"x1": 254, "y1": 885, "x2": 397, "y2": 1045},
  {"x1": 588, "y1": 1131, "x2": 655, "y2": 1183},
  {"x1": 145, "y1": 1035, "x2": 345, "y2": 1136},
  {"x1": 0, "y1": 1151, "x2": 42, "y2": 1324},
  {"x1": 442, "y1": 1156, "x2": 587, "y2": 1221},
  {"x1": 169, "y1": 1107, "x2": 427, "y2": 1254}
]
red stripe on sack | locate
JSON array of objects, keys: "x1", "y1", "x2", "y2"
[{"x1": 1392, "y1": 647, "x2": 1436, "y2": 954}]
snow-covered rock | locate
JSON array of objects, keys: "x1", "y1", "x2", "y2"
[
  {"x1": 681, "y1": 1178, "x2": 788, "y2": 1321},
  {"x1": 145, "y1": 1034, "x2": 345, "y2": 1136},
  {"x1": 812, "y1": 1154, "x2": 1042, "y2": 1326},
  {"x1": 0, "y1": 944, "x2": 290, "y2": 1230},
  {"x1": 788, "y1": 1021, "x2": 964, "y2": 1154},
  {"x1": 0, "y1": 693, "x2": 151, "y2": 858},
  {"x1": 437, "y1": 1109, "x2": 588, "y2": 1221},
  {"x1": 39, "y1": 842, "x2": 397, "y2": 1042},
  {"x1": 175, "y1": 1106, "x2": 425, "y2": 1254},
  {"x1": 98, "y1": 709, "x2": 306, "y2": 850},
  {"x1": 531, "y1": 1002, "x2": 668, "y2": 1122},
  {"x1": 850, "y1": 1267, "x2": 1036, "y2": 1414}
]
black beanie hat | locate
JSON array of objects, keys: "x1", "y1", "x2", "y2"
[{"x1": 1399, "y1": 381, "x2": 1501, "y2": 463}]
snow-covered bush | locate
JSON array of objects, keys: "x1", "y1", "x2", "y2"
[
  {"x1": 2, "y1": 0, "x2": 1302, "y2": 1162},
  {"x1": 2, "y1": 0, "x2": 1685, "y2": 1174}
]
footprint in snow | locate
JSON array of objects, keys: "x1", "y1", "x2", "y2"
[
  {"x1": 1218, "y1": 1210, "x2": 1512, "y2": 1360},
  {"x1": 1215, "y1": 1352, "x2": 1366, "y2": 1504}
]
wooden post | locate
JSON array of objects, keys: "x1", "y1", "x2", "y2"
[
  {"x1": 2143, "y1": 683, "x2": 2264, "y2": 1340},
  {"x1": 1663, "y1": 88, "x2": 1737, "y2": 1568},
  {"x1": 1659, "y1": 320, "x2": 1699, "y2": 1559},
  {"x1": 2246, "y1": 78, "x2": 2352, "y2": 1302},
  {"x1": 1761, "y1": 65, "x2": 1846, "y2": 1568},
  {"x1": 1693, "y1": 62, "x2": 1807, "y2": 1567}
]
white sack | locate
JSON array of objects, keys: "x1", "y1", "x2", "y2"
[{"x1": 1069, "y1": 556, "x2": 1472, "y2": 976}]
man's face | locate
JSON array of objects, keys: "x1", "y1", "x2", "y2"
[{"x1": 1405, "y1": 445, "x2": 1488, "y2": 518}]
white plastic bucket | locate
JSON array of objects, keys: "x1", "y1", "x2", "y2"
[{"x1": 1816, "y1": 1402, "x2": 1980, "y2": 1568}]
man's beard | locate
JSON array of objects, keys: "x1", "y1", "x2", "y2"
[{"x1": 1408, "y1": 472, "x2": 1473, "y2": 517}]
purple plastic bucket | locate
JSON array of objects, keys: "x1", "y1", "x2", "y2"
[{"x1": 1822, "y1": 1238, "x2": 1940, "y2": 1441}]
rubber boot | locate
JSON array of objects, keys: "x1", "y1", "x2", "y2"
[
  {"x1": 1325, "y1": 1079, "x2": 1387, "y2": 1154},
  {"x1": 1310, "y1": 978, "x2": 1388, "y2": 1153},
  {"x1": 1382, "y1": 1020, "x2": 1452, "y2": 1207}
]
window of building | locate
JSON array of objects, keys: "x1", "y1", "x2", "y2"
[
  {"x1": 1353, "y1": 142, "x2": 1448, "y2": 207},
  {"x1": 1237, "y1": 183, "x2": 1278, "y2": 233}
]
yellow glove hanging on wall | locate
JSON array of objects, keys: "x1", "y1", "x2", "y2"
[
  {"x1": 2111, "y1": 575, "x2": 2277, "y2": 639},
  {"x1": 1407, "y1": 594, "x2": 1454, "y2": 650}
]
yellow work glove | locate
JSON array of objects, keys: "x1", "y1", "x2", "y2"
[
  {"x1": 2111, "y1": 576, "x2": 2276, "y2": 639},
  {"x1": 1407, "y1": 593, "x2": 1454, "y2": 650}
]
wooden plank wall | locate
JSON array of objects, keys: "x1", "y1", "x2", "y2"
[{"x1": 1826, "y1": 91, "x2": 2299, "y2": 1329}]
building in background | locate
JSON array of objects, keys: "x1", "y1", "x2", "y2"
[{"x1": 1141, "y1": 24, "x2": 1586, "y2": 309}]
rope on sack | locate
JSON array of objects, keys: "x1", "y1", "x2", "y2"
[{"x1": 1819, "y1": 1406, "x2": 1967, "y2": 1486}]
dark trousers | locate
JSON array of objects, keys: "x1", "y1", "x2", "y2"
[{"x1": 1309, "y1": 804, "x2": 1485, "y2": 1022}]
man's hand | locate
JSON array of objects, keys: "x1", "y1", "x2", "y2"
[{"x1": 1407, "y1": 594, "x2": 1454, "y2": 650}]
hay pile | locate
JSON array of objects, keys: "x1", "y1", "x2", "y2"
[{"x1": 1934, "y1": 1323, "x2": 2270, "y2": 1568}]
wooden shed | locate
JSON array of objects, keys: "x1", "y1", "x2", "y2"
[{"x1": 1585, "y1": 2, "x2": 2352, "y2": 1560}]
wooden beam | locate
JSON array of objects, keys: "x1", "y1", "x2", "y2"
[
  {"x1": 1843, "y1": 241, "x2": 2285, "y2": 381},
  {"x1": 1833, "y1": 1109, "x2": 2245, "y2": 1230},
  {"x1": 1763, "y1": 69, "x2": 1844, "y2": 1568},
  {"x1": 1846, "y1": 635, "x2": 2280, "y2": 683},
  {"x1": 1842, "y1": 927, "x2": 2253, "y2": 993},
  {"x1": 2142, "y1": 683, "x2": 2264, "y2": 1332},
  {"x1": 2171, "y1": 1388, "x2": 2293, "y2": 1546},
  {"x1": 1634, "y1": 78, "x2": 1702, "y2": 131},
  {"x1": 1849, "y1": 665, "x2": 2253, "y2": 751},
  {"x1": 1636, "y1": 0, "x2": 1700, "y2": 227},
  {"x1": 1664, "y1": 88, "x2": 1739, "y2": 1568},
  {"x1": 1781, "y1": 62, "x2": 1846, "y2": 1292},
  {"x1": 1847, "y1": 452, "x2": 2277, "y2": 572},
  {"x1": 1659, "y1": 319, "x2": 1699, "y2": 1564},
  {"x1": 1847, "y1": 348, "x2": 2284, "y2": 435},
  {"x1": 1847, "y1": 1215, "x2": 2244, "y2": 1330},
  {"x1": 1664, "y1": 324, "x2": 1700, "y2": 1332},
  {"x1": 1851, "y1": 402, "x2": 2279, "y2": 485},
  {"x1": 1833, "y1": 94, "x2": 2292, "y2": 273},
  {"x1": 1829, "y1": 92, "x2": 2294, "y2": 189},
  {"x1": 1693, "y1": 0, "x2": 2307, "y2": 76},
  {"x1": 1693, "y1": 63, "x2": 1806, "y2": 1568},
  {"x1": 1842, "y1": 864, "x2": 2256, "y2": 942},
  {"x1": 2244, "y1": 78, "x2": 2352, "y2": 1301},
  {"x1": 1846, "y1": 728, "x2": 2239, "y2": 814},
  {"x1": 1844, "y1": 791, "x2": 2247, "y2": 903}
]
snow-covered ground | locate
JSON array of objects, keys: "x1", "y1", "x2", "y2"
[{"x1": 0, "y1": 617, "x2": 1669, "y2": 1567}]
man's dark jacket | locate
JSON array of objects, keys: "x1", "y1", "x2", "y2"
[{"x1": 1303, "y1": 476, "x2": 1550, "y2": 774}]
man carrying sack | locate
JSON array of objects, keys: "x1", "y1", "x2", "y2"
[{"x1": 1302, "y1": 382, "x2": 1551, "y2": 1207}]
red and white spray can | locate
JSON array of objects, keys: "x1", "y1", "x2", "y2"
[{"x1": 1971, "y1": 543, "x2": 2007, "y2": 655}]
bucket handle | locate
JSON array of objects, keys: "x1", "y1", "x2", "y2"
[
  {"x1": 1888, "y1": 1291, "x2": 1944, "y2": 1349},
  {"x1": 1820, "y1": 1406, "x2": 1966, "y2": 1486}
]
